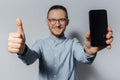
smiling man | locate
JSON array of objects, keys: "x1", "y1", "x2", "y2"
[
  {"x1": 47, "y1": 9, "x2": 68, "y2": 37},
  {"x1": 8, "y1": 5, "x2": 113, "y2": 80}
]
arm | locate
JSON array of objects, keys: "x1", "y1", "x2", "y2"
[
  {"x1": 8, "y1": 18, "x2": 40, "y2": 65},
  {"x1": 8, "y1": 18, "x2": 25, "y2": 54},
  {"x1": 18, "y1": 44, "x2": 40, "y2": 65},
  {"x1": 72, "y1": 38, "x2": 96, "y2": 64}
]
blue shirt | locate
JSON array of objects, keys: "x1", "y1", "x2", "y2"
[{"x1": 18, "y1": 35, "x2": 96, "y2": 80}]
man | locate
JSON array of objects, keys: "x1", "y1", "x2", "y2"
[{"x1": 8, "y1": 5, "x2": 113, "y2": 80}]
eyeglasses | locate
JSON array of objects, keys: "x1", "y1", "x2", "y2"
[{"x1": 48, "y1": 18, "x2": 68, "y2": 25}]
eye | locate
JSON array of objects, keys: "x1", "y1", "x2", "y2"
[
  {"x1": 60, "y1": 18, "x2": 67, "y2": 21},
  {"x1": 48, "y1": 19, "x2": 55, "y2": 22}
]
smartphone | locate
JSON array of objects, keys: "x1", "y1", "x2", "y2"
[{"x1": 89, "y1": 9, "x2": 108, "y2": 47}]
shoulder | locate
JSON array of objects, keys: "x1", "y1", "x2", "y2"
[
  {"x1": 66, "y1": 38, "x2": 82, "y2": 48},
  {"x1": 63, "y1": 37, "x2": 81, "y2": 47},
  {"x1": 32, "y1": 39, "x2": 43, "y2": 48},
  {"x1": 66, "y1": 37, "x2": 80, "y2": 43}
]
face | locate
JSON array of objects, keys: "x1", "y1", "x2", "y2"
[{"x1": 47, "y1": 9, "x2": 69, "y2": 37}]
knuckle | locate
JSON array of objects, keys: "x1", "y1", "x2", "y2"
[
  {"x1": 19, "y1": 38, "x2": 23, "y2": 43},
  {"x1": 17, "y1": 38, "x2": 23, "y2": 44},
  {"x1": 8, "y1": 47, "x2": 13, "y2": 53},
  {"x1": 16, "y1": 50, "x2": 20, "y2": 53},
  {"x1": 106, "y1": 38, "x2": 112, "y2": 44},
  {"x1": 18, "y1": 44, "x2": 22, "y2": 48},
  {"x1": 19, "y1": 38, "x2": 24, "y2": 44},
  {"x1": 8, "y1": 42, "x2": 11, "y2": 46},
  {"x1": 17, "y1": 33, "x2": 21, "y2": 37},
  {"x1": 106, "y1": 40, "x2": 110, "y2": 44}
]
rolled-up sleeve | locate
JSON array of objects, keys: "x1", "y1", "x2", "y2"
[
  {"x1": 18, "y1": 40, "x2": 42, "y2": 65},
  {"x1": 72, "y1": 38, "x2": 96, "y2": 64}
]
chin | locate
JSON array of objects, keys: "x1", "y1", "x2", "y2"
[
  {"x1": 52, "y1": 32, "x2": 63, "y2": 37},
  {"x1": 50, "y1": 29, "x2": 65, "y2": 37},
  {"x1": 54, "y1": 34, "x2": 61, "y2": 37}
]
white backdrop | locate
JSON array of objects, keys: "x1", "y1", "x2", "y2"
[{"x1": 0, "y1": 0, "x2": 119, "y2": 80}]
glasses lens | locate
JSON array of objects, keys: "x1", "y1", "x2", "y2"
[{"x1": 48, "y1": 18, "x2": 67, "y2": 25}]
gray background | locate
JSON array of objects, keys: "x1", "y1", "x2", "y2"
[{"x1": 0, "y1": 0, "x2": 119, "y2": 80}]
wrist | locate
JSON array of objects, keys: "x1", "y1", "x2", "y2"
[
  {"x1": 17, "y1": 44, "x2": 27, "y2": 55},
  {"x1": 84, "y1": 47, "x2": 97, "y2": 55}
]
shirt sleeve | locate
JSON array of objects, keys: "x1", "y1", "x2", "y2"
[
  {"x1": 18, "y1": 40, "x2": 42, "y2": 65},
  {"x1": 72, "y1": 38, "x2": 96, "y2": 64}
]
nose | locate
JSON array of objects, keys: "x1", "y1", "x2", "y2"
[{"x1": 55, "y1": 20, "x2": 61, "y2": 26}]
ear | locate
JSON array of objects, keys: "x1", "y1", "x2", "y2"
[{"x1": 66, "y1": 19, "x2": 69, "y2": 26}]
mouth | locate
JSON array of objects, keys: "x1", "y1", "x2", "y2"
[{"x1": 55, "y1": 27, "x2": 61, "y2": 31}]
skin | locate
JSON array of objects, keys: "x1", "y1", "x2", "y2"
[
  {"x1": 46, "y1": 9, "x2": 69, "y2": 37},
  {"x1": 8, "y1": 9, "x2": 113, "y2": 55},
  {"x1": 8, "y1": 18, "x2": 25, "y2": 54},
  {"x1": 84, "y1": 26, "x2": 113, "y2": 54}
]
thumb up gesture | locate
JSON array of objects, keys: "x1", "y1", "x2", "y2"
[{"x1": 8, "y1": 18, "x2": 26, "y2": 54}]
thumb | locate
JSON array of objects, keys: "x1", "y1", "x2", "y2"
[
  {"x1": 16, "y1": 18, "x2": 24, "y2": 34},
  {"x1": 85, "y1": 31, "x2": 91, "y2": 41},
  {"x1": 16, "y1": 18, "x2": 25, "y2": 39}
]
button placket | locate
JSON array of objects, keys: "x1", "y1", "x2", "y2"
[
  {"x1": 54, "y1": 44, "x2": 58, "y2": 68},
  {"x1": 54, "y1": 55, "x2": 57, "y2": 68},
  {"x1": 53, "y1": 74, "x2": 57, "y2": 80}
]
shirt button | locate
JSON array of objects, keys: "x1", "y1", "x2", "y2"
[
  {"x1": 55, "y1": 54, "x2": 57, "y2": 57},
  {"x1": 54, "y1": 64, "x2": 57, "y2": 67},
  {"x1": 53, "y1": 75, "x2": 57, "y2": 80},
  {"x1": 54, "y1": 75, "x2": 56, "y2": 78}
]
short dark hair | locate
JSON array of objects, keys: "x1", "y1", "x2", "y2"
[{"x1": 47, "y1": 5, "x2": 68, "y2": 18}]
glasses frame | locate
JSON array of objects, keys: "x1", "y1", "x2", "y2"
[{"x1": 48, "y1": 18, "x2": 68, "y2": 25}]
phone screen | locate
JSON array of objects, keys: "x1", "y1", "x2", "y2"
[{"x1": 89, "y1": 9, "x2": 108, "y2": 47}]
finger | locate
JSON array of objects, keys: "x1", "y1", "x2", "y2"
[
  {"x1": 8, "y1": 42, "x2": 22, "y2": 49},
  {"x1": 85, "y1": 31, "x2": 90, "y2": 41},
  {"x1": 106, "y1": 37, "x2": 113, "y2": 44},
  {"x1": 9, "y1": 32, "x2": 21, "y2": 38},
  {"x1": 8, "y1": 37, "x2": 23, "y2": 44},
  {"x1": 8, "y1": 47, "x2": 20, "y2": 53},
  {"x1": 84, "y1": 32, "x2": 91, "y2": 48},
  {"x1": 106, "y1": 44, "x2": 111, "y2": 49},
  {"x1": 84, "y1": 39, "x2": 91, "y2": 48},
  {"x1": 108, "y1": 26, "x2": 112, "y2": 32},
  {"x1": 16, "y1": 18, "x2": 24, "y2": 36},
  {"x1": 106, "y1": 31, "x2": 113, "y2": 39}
]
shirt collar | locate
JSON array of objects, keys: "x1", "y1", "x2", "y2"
[{"x1": 49, "y1": 33, "x2": 66, "y2": 44}]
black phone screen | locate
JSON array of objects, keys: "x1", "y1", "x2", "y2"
[{"x1": 89, "y1": 9, "x2": 108, "y2": 47}]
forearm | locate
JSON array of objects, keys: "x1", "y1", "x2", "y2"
[
  {"x1": 18, "y1": 45, "x2": 39, "y2": 65},
  {"x1": 84, "y1": 52, "x2": 96, "y2": 64}
]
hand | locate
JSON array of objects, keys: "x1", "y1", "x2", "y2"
[
  {"x1": 8, "y1": 18, "x2": 26, "y2": 54},
  {"x1": 84, "y1": 26, "x2": 113, "y2": 55}
]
